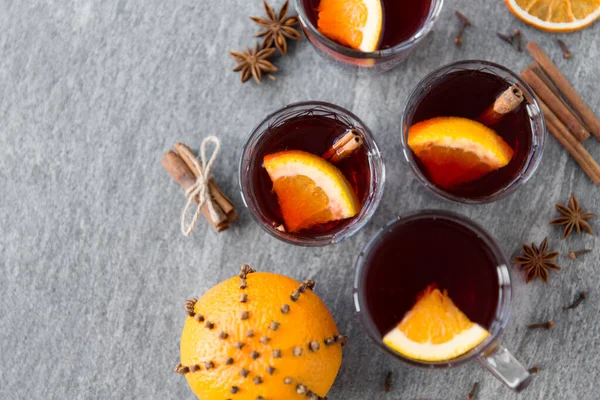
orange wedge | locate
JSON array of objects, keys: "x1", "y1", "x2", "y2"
[
  {"x1": 505, "y1": 0, "x2": 600, "y2": 32},
  {"x1": 263, "y1": 150, "x2": 361, "y2": 232},
  {"x1": 383, "y1": 286, "x2": 490, "y2": 362},
  {"x1": 317, "y1": 0, "x2": 383, "y2": 52},
  {"x1": 407, "y1": 116, "x2": 514, "y2": 190}
]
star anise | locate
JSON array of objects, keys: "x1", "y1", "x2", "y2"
[
  {"x1": 514, "y1": 238, "x2": 560, "y2": 283},
  {"x1": 230, "y1": 44, "x2": 277, "y2": 83},
  {"x1": 251, "y1": 1, "x2": 302, "y2": 55},
  {"x1": 550, "y1": 194, "x2": 595, "y2": 238}
]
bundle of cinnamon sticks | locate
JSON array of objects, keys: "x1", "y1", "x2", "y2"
[
  {"x1": 522, "y1": 41, "x2": 600, "y2": 184},
  {"x1": 161, "y1": 143, "x2": 237, "y2": 232}
]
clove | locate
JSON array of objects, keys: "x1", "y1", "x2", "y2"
[
  {"x1": 383, "y1": 371, "x2": 393, "y2": 392},
  {"x1": 185, "y1": 298, "x2": 198, "y2": 316},
  {"x1": 496, "y1": 32, "x2": 513, "y2": 46},
  {"x1": 239, "y1": 264, "x2": 255, "y2": 278},
  {"x1": 557, "y1": 39, "x2": 572, "y2": 59},
  {"x1": 297, "y1": 384, "x2": 307, "y2": 395},
  {"x1": 564, "y1": 291, "x2": 587, "y2": 310},
  {"x1": 568, "y1": 249, "x2": 591, "y2": 260},
  {"x1": 467, "y1": 382, "x2": 478, "y2": 400},
  {"x1": 513, "y1": 29, "x2": 522, "y2": 52},
  {"x1": 309, "y1": 340, "x2": 320, "y2": 352},
  {"x1": 528, "y1": 321, "x2": 555, "y2": 330},
  {"x1": 454, "y1": 11, "x2": 471, "y2": 46},
  {"x1": 270, "y1": 321, "x2": 280, "y2": 331},
  {"x1": 528, "y1": 364, "x2": 541, "y2": 374}
]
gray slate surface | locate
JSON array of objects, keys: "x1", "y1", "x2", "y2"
[{"x1": 1, "y1": 1, "x2": 599, "y2": 399}]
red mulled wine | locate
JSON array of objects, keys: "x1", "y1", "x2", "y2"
[
  {"x1": 361, "y1": 215, "x2": 500, "y2": 337},
  {"x1": 302, "y1": 0, "x2": 432, "y2": 49},
  {"x1": 409, "y1": 69, "x2": 534, "y2": 198},
  {"x1": 250, "y1": 112, "x2": 370, "y2": 235}
]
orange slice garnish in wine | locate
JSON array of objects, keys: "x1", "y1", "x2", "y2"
[
  {"x1": 408, "y1": 116, "x2": 514, "y2": 189},
  {"x1": 263, "y1": 150, "x2": 361, "y2": 232},
  {"x1": 383, "y1": 285, "x2": 490, "y2": 362},
  {"x1": 317, "y1": 0, "x2": 383, "y2": 52}
]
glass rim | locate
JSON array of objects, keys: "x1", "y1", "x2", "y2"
[
  {"x1": 399, "y1": 59, "x2": 546, "y2": 204},
  {"x1": 293, "y1": 0, "x2": 444, "y2": 59},
  {"x1": 238, "y1": 100, "x2": 386, "y2": 247},
  {"x1": 353, "y1": 209, "x2": 513, "y2": 368}
]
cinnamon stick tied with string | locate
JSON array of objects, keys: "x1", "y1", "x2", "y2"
[
  {"x1": 160, "y1": 143, "x2": 236, "y2": 232},
  {"x1": 174, "y1": 142, "x2": 237, "y2": 224},
  {"x1": 477, "y1": 85, "x2": 524, "y2": 126},
  {"x1": 323, "y1": 129, "x2": 364, "y2": 163}
]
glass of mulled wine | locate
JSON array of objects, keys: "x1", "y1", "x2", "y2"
[
  {"x1": 294, "y1": 0, "x2": 443, "y2": 72},
  {"x1": 354, "y1": 210, "x2": 532, "y2": 391},
  {"x1": 239, "y1": 101, "x2": 385, "y2": 246},
  {"x1": 401, "y1": 60, "x2": 545, "y2": 203}
]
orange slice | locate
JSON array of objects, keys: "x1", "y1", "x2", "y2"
[
  {"x1": 505, "y1": 0, "x2": 600, "y2": 32},
  {"x1": 263, "y1": 150, "x2": 361, "y2": 232},
  {"x1": 317, "y1": 0, "x2": 383, "y2": 52},
  {"x1": 383, "y1": 286, "x2": 490, "y2": 362},
  {"x1": 407, "y1": 116, "x2": 514, "y2": 190}
]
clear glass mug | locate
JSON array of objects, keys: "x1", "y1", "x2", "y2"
[
  {"x1": 294, "y1": 0, "x2": 444, "y2": 73},
  {"x1": 353, "y1": 210, "x2": 532, "y2": 391},
  {"x1": 239, "y1": 101, "x2": 385, "y2": 246},
  {"x1": 400, "y1": 60, "x2": 546, "y2": 203}
]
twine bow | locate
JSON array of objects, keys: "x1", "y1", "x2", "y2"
[{"x1": 179, "y1": 136, "x2": 221, "y2": 236}]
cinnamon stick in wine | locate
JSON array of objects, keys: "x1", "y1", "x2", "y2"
[
  {"x1": 538, "y1": 100, "x2": 600, "y2": 184},
  {"x1": 161, "y1": 150, "x2": 229, "y2": 231},
  {"x1": 323, "y1": 129, "x2": 364, "y2": 163},
  {"x1": 477, "y1": 85, "x2": 524, "y2": 126},
  {"x1": 527, "y1": 41, "x2": 600, "y2": 140},
  {"x1": 521, "y1": 68, "x2": 590, "y2": 142}
]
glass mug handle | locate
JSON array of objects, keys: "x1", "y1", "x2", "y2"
[{"x1": 477, "y1": 341, "x2": 532, "y2": 392}]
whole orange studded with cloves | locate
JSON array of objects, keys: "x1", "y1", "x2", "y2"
[{"x1": 175, "y1": 265, "x2": 346, "y2": 400}]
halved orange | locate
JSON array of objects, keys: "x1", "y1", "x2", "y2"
[
  {"x1": 317, "y1": 0, "x2": 383, "y2": 52},
  {"x1": 407, "y1": 116, "x2": 514, "y2": 190},
  {"x1": 383, "y1": 286, "x2": 490, "y2": 362},
  {"x1": 505, "y1": 0, "x2": 600, "y2": 32},
  {"x1": 263, "y1": 150, "x2": 361, "y2": 232}
]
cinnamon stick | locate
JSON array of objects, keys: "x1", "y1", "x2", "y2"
[
  {"x1": 529, "y1": 61, "x2": 591, "y2": 133},
  {"x1": 160, "y1": 150, "x2": 229, "y2": 232},
  {"x1": 323, "y1": 129, "x2": 364, "y2": 163},
  {"x1": 477, "y1": 85, "x2": 524, "y2": 125},
  {"x1": 173, "y1": 143, "x2": 234, "y2": 224},
  {"x1": 527, "y1": 41, "x2": 600, "y2": 140},
  {"x1": 538, "y1": 100, "x2": 600, "y2": 184},
  {"x1": 209, "y1": 178, "x2": 238, "y2": 223},
  {"x1": 528, "y1": 62, "x2": 561, "y2": 99},
  {"x1": 521, "y1": 68, "x2": 590, "y2": 142}
]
